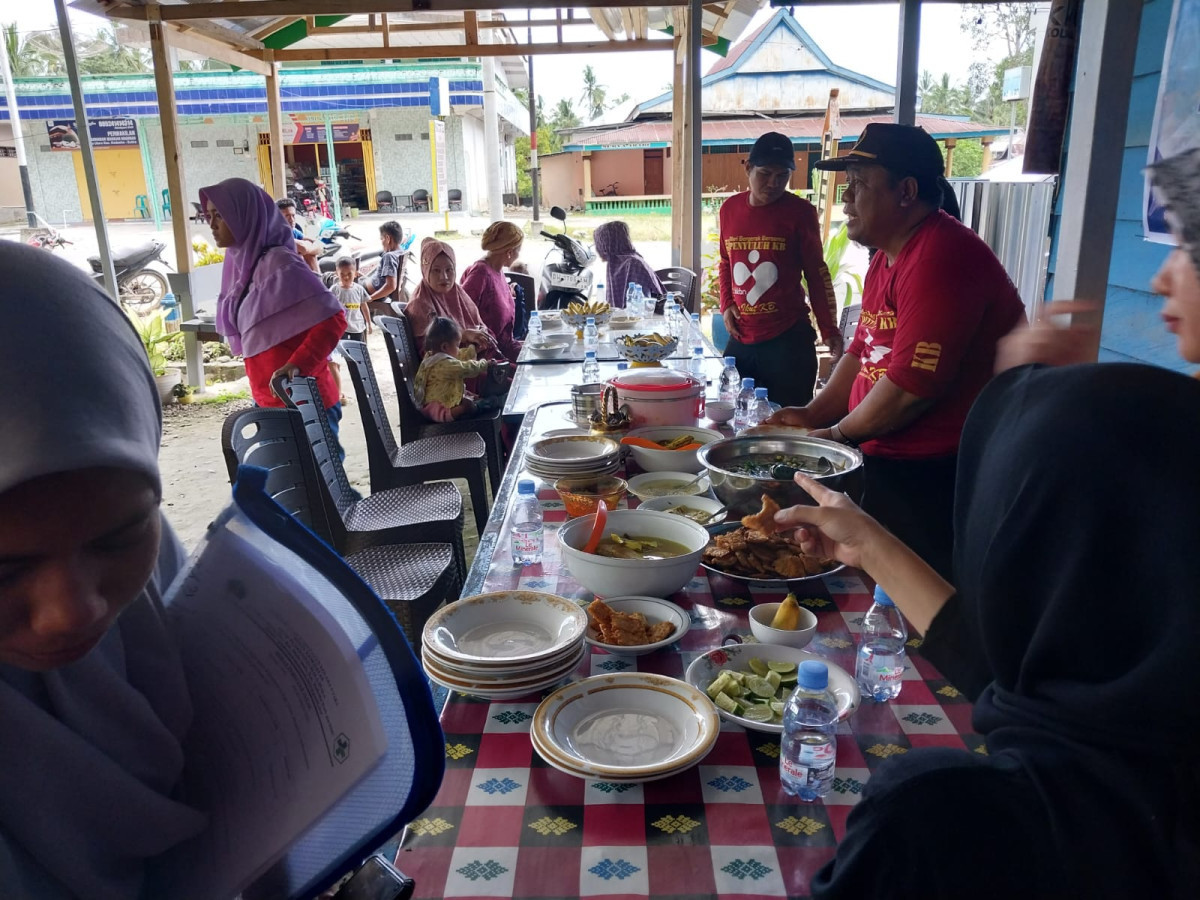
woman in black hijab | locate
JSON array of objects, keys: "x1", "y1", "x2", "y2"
[{"x1": 778, "y1": 362, "x2": 1200, "y2": 898}]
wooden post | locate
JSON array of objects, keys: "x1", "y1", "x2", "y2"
[
  {"x1": 684, "y1": 0, "x2": 702, "y2": 273},
  {"x1": 582, "y1": 151, "x2": 593, "y2": 208},
  {"x1": 980, "y1": 137, "x2": 994, "y2": 172},
  {"x1": 670, "y1": 23, "x2": 686, "y2": 267},
  {"x1": 943, "y1": 139, "x2": 957, "y2": 177},
  {"x1": 264, "y1": 50, "x2": 286, "y2": 200},
  {"x1": 148, "y1": 6, "x2": 201, "y2": 388}
]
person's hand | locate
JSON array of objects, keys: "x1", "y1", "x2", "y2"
[
  {"x1": 722, "y1": 307, "x2": 743, "y2": 341},
  {"x1": 823, "y1": 329, "x2": 844, "y2": 360},
  {"x1": 807, "y1": 427, "x2": 833, "y2": 441},
  {"x1": 995, "y1": 300, "x2": 1099, "y2": 374},
  {"x1": 271, "y1": 363, "x2": 302, "y2": 382},
  {"x1": 763, "y1": 406, "x2": 814, "y2": 429},
  {"x1": 773, "y1": 474, "x2": 886, "y2": 571},
  {"x1": 464, "y1": 328, "x2": 494, "y2": 348}
]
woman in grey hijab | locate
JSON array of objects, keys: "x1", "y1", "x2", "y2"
[{"x1": 0, "y1": 242, "x2": 206, "y2": 898}]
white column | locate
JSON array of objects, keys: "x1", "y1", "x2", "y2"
[{"x1": 481, "y1": 16, "x2": 503, "y2": 220}]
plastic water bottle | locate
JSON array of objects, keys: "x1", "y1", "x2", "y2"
[
  {"x1": 689, "y1": 312, "x2": 704, "y2": 355},
  {"x1": 583, "y1": 316, "x2": 599, "y2": 354},
  {"x1": 527, "y1": 310, "x2": 543, "y2": 343},
  {"x1": 718, "y1": 356, "x2": 741, "y2": 404},
  {"x1": 748, "y1": 387, "x2": 771, "y2": 428},
  {"x1": 632, "y1": 284, "x2": 646, "y2": 318},
  {"x1": 594, "y1": 281, "x2": 605, "y2": 304},
  {"x1": 511, "y1": 479, "x2": 544, "y2": 566},
  {"x1": 856, "y1": 585, "x2": 908, "y2": 702},
  {"x1": 582, "y1": 350, "x2": 600, "y2": 384},
  {"x1": 625, "y1": 282, "x2": 642, "y2": 316},
  {"x1": 780, "y1": 660, "x2": 839, "y2": 801},
  {"x1": 689, "y1": 347, "x2": 705, "y2": 380},
  {"x1": 733, "y1": 377, "x2": 756, "y2": 431}
]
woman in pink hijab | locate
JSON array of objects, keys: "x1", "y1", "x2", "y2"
[
  {"x1": 198, "y1": 178, "x2": 347, "y2": 436},
  {"x1": 406, "y1": 237, "x2": 503, "y2": 360}
]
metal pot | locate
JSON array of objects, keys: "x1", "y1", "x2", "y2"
[
  {"x1": 571, "y1": 382, "x2": 604, "y2": 421},
  {"x1": 697, "y1": 434, "x2": 865, "y2": 518}
]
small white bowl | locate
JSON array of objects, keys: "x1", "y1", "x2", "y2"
[
  {"x1": 624, "y1": 425, "x2": 724, "y2": 473},
  {"x1": 626, "y1": 470, "x2": 708, "y2": 501},
  {"x1": 705, "y1": 400, "x2": 735, "y2": 424},
  {"x1": 637, "y1": 494, "x2": 726, "y2": 525},
  {"x1": 749, "y1": 602, "x2": 818, "y2": 648},
  {"x1": 584, "y1": 596, "x2": 690, "y2": 656},
  {"x1": 558, "y1": 508, "x2": 709, "y2": 598}
]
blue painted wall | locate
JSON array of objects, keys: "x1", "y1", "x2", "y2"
[{"x1": 1048, "y1": 0, "x2": 1183, "y2": 371}]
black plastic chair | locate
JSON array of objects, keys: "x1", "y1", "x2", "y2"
[
  {"x1": 339, "y1": 339, "x2": 490, "y2": 536},
  {"x1": 655, "y1": 266, "x2": 699, "y2": 314},
  {"x1": 412, "y1": 189, "x2": 430, "y2": 212},
  {"x1": 504, "y1": 270, "x2": 536, "y2": 336},
  {"x1": 377, "y1": 315, "x2": 505, "y2": 496},
  {"x1": 447, "y1": 188, "x2": 463, "y2": 211},
  {"x1": 375, "y1": 190, "x2": 395, "y2": 212},
  {"x1": 840, "y1": 303, "x2": 862, "y2": 345},
  {"x1": 220, "y1": 406, "x2": 458, "y2": 644},
  {"x1": 271, "y1": 373, "x2": 468, "y2": 589}
]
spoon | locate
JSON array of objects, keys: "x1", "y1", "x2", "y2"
[
  {"x1": 583, "y1": 504, "x2": 608, "y2": 554},
  {"x1": 674, "y1": 470, "x2": 709, "y2": 493},
  {"x1": 700, "y1": 505, "x2": 728, "y2": 525}
]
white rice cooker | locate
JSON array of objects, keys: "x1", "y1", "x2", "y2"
[{"x1": 609, "y1": 369, "x2": 704, "y2": 428}]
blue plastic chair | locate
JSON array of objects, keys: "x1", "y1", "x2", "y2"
[{"x1": 161, "y1": 188, "x2": 172, "y2": 217}]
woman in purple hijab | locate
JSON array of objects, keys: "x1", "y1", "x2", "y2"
[
  {"x1": 593, "y1": 220, "x2": 663, "y2": 309},
  {"x1": 198, "y1": 178, "x2": 346, "y2": 420}
]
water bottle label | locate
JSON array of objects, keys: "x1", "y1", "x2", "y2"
[
  {"x1": 512, "y1": 527, "x2": 543, "y2": 559},
  {"x1": 859, "y1": 651, "x2": 905, "y2": 684},
  {"x1": 781, "y1": 745, "x2": 835, "y2": 785}
]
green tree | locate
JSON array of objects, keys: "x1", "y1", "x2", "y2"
[
  {"x1": 514, "y1": 123, "x2": 563, "y2": 201},
  {"x1": 949, "y1": 139, "x2": 985, "y2": 177},
  {"x1": 918, "y1": 70, "x2": 973, "y2": 117},
  {"x1": 550, "y1": 98, "x2": 581, "y2": 132},
  {"x1": 579, "y1": 65, "x2": 607, "y2": 121},
  {"x1": 77, "y1": 25, "x2": 150, "y2": 75},
  {"x1": 4, "y1": 23, "x2": 63, "y2": 77},
  {"x1": 960, "y1": 4, "x2": 1036, "y2": 126}
]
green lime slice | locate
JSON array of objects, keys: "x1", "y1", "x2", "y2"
[
  {"x1": 713, "y1": 691, "x2": 739, "y2": 714},
  {"x1": 767, "y1": 660, "x2": 798, "y2": 673},
  {"x1": 706, "y1": 674, "x2": 731, "y2": 700},
  {"x1": 779, "y1": 672, "x2": 798, "y2": 685},
  {"x1": 740, "y1": 706, "x2": 775, "y2": 723},
  {"x1": 766, "y1": 670, "x2": 782, "y2": 691},
  {"x1": 748, "y1": 658, "x2": 770, "y2": 677},
  {"x1": 770, "y1": 700, "x2": 786, "y2": 716},
  {"x1": 725, "y1": 670, "x2": 746, "y2": 684},
  {"x1": 746, "y1": 675, "x2": 776, "y2": 698}
]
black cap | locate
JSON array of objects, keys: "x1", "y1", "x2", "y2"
[
  {"x1": 747, "y1": 132, "x2": 796, "y2": 170},
  {"x1": 813, "y1": 123, "x2": 944, "y2": 182}
]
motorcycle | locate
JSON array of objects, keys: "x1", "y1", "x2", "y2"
[
  {"x1": 538, "y1": 205, "x2": 596, "y2": 310},
  {"x1": 28, "y1": 219, "x2": 169, "y2": 313}
]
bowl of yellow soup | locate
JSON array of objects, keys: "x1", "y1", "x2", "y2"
[
  {"x1": 558, "y1": 508, "x2": 709, "y2": 598},
  {"x1": 626, "y1": 470, "x2": 709, "y2": 501}
]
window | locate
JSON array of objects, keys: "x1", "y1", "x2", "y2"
[
  {"x1": 395, "y1": 133, "x2": 413, "y2": 141},
  {"x1": 190, "y1": 140, "x2": 209, "y2": 148}
]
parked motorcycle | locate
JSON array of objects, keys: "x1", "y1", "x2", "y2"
[
  {"x1": 28, "y1": 220, "x2": 169, "y2": 313},
  {"x1": 538, "y1": 206, "x2": 595, "y2": 310}
]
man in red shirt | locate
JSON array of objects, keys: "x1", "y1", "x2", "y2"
[
  {"x1": 767, "y1": 124, "x2": 1025, "y2": 576},
  {"x1": 718, "y1": 132, "x2": 841, "y2": 406}
]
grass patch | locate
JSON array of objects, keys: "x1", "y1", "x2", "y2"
[{"x1": 189, "y1": 386, "x2": 250, "y2": 405}]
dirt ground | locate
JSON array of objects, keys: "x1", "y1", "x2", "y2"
[{"x1": 158, "y1": 330, "x2": 486, "y2": 562}]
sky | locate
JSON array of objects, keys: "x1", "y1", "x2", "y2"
[{"x1": 9, "y1": 3, "x2": 991, "y2": 118}]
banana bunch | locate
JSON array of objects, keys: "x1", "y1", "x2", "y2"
[
  {"x1": 623, "y1": 332, "x2": 674, "y2": 347},
  {"x1": 565, "y1": 300, "x2": 611, "y2": 317}
]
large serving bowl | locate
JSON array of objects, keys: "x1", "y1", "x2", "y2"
[
  {"x1": 697, "y1": 434, "x2": 865, "y2": 518},
  {"x1": 613, "y1": 333, "x2": 679, "y2": 363},
  {"x1": 554, "y1": 474, "x2": 628, "y2": 517},
  {"x1": 526, "y1": 334, "x2": 574, "y2": 358},
  {"x1": 558, "y1": 508, "x2": 708, "y2": 598},
  {"x1": 562, "y1": 308, "x2": 612, "y2": 328},
  {"x1": 623, "y1": 425, "x2": 724, "y2": 473}
]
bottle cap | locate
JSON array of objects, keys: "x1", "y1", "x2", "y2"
[
  {"x1": 724, "y1": 356, "x2": 737, "y2": 367},
  {"x1": 517, "y1": 479, "x2": 536, "y2": 496},
  {"x1": 586, "y1": 316, "x2": 595, "y2": 324},
  {"x1": 797, "y1": 660, "x2": 829, "y2": 691},
  {"x1": 741, "y1": 377, "x2": 755, "y2": 390},
  {"x1": 873, "y1": 585, "x2": 895, "y2": 607},
  {"x1": 616, "y1": 361, "x2": 630, "y2": 370},
  {"x1": 754, "y1": 387, "x2": 768, "y2": 399},
  {"x1": 692, "y1": 347, "x2": 703, "y2": 356},
  {"x1": 585, "y1": 350, "x2": 596, "y2": 358},
  {"x1": 691, "y1": 312, "x2": 700, "y2": 321}
]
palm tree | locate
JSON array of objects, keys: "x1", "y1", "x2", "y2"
[
  {"x1": 77, "y1": 24, "x2": 149, "y2": 75},
  {"x1": 550, "y1": 98, "x2": 581, "y2": 132},
  {"x1": 4, "y1": 23, "x2": 63, "y2": 77},
  {"x1": 579, "y1": 65, "x2": 608, "y2": 121}
]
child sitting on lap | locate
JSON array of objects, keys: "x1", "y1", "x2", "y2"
[{"x1": 414, "y1": 317, "x2": 508, "y2": 422}]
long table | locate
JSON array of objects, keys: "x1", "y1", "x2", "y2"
[
  {"x1": 517, "y1": 314, "x2": 721, "y2": 365},
  {"x1": 397, "y1": 401, "x2": 979, "y2": 899}
]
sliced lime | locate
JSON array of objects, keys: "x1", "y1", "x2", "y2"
[
  {"x1": 706, "y1": 674, "x2": 731, "y2": 700},
  {"x1": 746, "y1": 675, "x2": 776, "y2": 698},
  {"x1": 748, "y1": 657, "x2": 770, "y2": 677},
  {"x1": 770, "y1": 700, "x2": 786, "y2": 716},
  {"x1": 767, "y1": 660, "x2": 798, "y2": 674},
  {"x1": 766, "y1": 670, "x2": 782, "y2": 691},
  {"x1": 725, "y1": 681, "x2": 746, "y2": 698},
  {"x1": 779, "y1": 672, "x2": 798, "y2": 686},
  {"x1": 740, "y1": 705, "x2": 775, "y2": 723},
  {"x1": 725, "y1": 670, "x2": 746, "y2": 684},
  {"x1": 713, "y1": 691, "x2": 739, "y2": 714}
]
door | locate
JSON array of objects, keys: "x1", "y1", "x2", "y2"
[
  {"x1": 643, "y1": 149, "x2": 664, "y2": 195},
  {"x1": 73, "y1": 147, "x2": 148, "y2": 221}
]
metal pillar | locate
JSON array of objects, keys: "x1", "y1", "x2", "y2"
[
  {"x1": 54, "y1": 0, "x2": 117, "y2": 299},
  {"x1": 684, "y1": 0, "x2": 703, "y2": 272},
  {"x1": 1050, "y1": 0, "x2": 1143, "y2": 353},
  {"x1": 323, "y1": 113, "x2": 341, "y2": 223},
  {"x1": 670, "y1": 22, "x2": 686, "y2": 267},
  {"x1": 0, "y1": 25, "x2": 36, "y2": 227},
  {"x1": 895, "y1": 0, "x2": 921, "y2": 126},
  {"x1": 527, "y1": 48, "x2": 539, "y2": 222}
]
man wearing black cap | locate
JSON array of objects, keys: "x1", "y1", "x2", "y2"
[
  {"x1": 767, "y1": 124, "x2": 1024, "y2": 577},
  {"x1": 717, "y1": 131, "x2": 841, "y2": 407}
]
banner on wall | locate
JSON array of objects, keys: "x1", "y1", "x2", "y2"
[
  {"x1": 1145, "y1": 0, "x2": 1200, "y2": 242},
  {"x1": 47, "y1": 118, "x2": 138, "y2": 151},
  {"x1": 278, "y1": 116, "x2": 360, "y2": 144},
  {"x1": 429, "y1": 119, "x2": 448, "y2": 213}
]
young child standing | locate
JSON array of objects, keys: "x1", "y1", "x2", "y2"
[
  {"x1": 414, "y1": 317, "x2": 508, "y2": 422},
  {"x1": 332, "y1": 256, "x2": 372, "y2": 342}
]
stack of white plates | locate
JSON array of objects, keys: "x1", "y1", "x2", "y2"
[
  {"x1": 421, "y1": 591, "x2": 589, "y2": 700},
  {"x1": 524, "y1": 434, "x2": 621, "y2": 481},
  {"x1": 531, "y1": 673, "x2": 719, "y2": 782}
]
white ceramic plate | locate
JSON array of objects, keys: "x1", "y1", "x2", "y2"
[
  {"x1": 423, "y1": 591, "x2": 589, "y2": 666},
  {"x1": 684, "y1": 643, "x2": 860, "y2": 733},
  {"x1": 637, "y1": 494, "x2": 727, "y2": 525},
  {"x1": 427, "y1": 667, "x2": 581, "y2": 702},
  {"x1": 529, "y1": 725, "x2": 700, "y2": 784},
  {"x1": 421, "y1": 643, "x2": 586, "y2": 690},
  {"x1": 584, "y1": 596, "x2": 690, "y2": 657},
  {"x1": 422, "y1": 634, "x2": 585, "y2": 676},
  {"x1": 532, "y1": 673, "x2": 719, "y2": 779},
  {"x1": 529, "y1": 435, "x2": 621, "y2": 463},
  {"x1": 626, "y1": 470, "x2": 709, "y2": 501}
]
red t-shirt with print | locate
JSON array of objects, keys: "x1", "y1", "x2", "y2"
[
  {"x1": 718, "y1": 191, "x2": 838, "y2": 344},
  {"x1": 847, "y1": 211, "x2": 1026, "y2": 460}
]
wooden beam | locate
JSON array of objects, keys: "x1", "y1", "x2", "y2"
[
  {"x1": 273, "y1": 39, "x2": 674, "y2": 61},
  {"x1": 177, "y1": 17, "x2": 266, "y2": 52},
  {"x1": 264, "y1": 50, "x2": 286, "y2": 200},
  {"x1": 105, "y1": 1, "x2": 684, "y2": 22},
  {"x1": 463, "y1": 11, "x2": 479, "y2": 46},
  {"x1": 163, "y1": 25, "x2": 271, "y2": 75},
  {"x1": 252, "y1": 17, "x2": 303, "y2": 40},
  {"x1": 381, "y1": 13, "x2": 390, "y2": 48}
]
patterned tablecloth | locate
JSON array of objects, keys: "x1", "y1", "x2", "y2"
[{"x1": 398, "y1": 403, "x2": 981, "y2": 899}]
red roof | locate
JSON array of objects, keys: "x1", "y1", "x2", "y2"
[{"x1": 564, "y1": 114, "x2": 1006, "y2": 150}]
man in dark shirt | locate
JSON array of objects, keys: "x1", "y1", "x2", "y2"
[{"x1": 365, "y1": 220, "x2": 404, "y2": 304}]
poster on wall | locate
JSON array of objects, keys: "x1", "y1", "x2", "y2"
[
  {"x1": 1145, "y1": 0, "x2": 1200, "y2": 242},
  {"x1": 279, "y1": 116, "x2": 360, "y2": 144},
  {"x1": 429, "y1": 119, "x2": 448, "y2": 213},
  {"x1": 46, "y1": 118, "x2": 138, "y2": 151}
]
